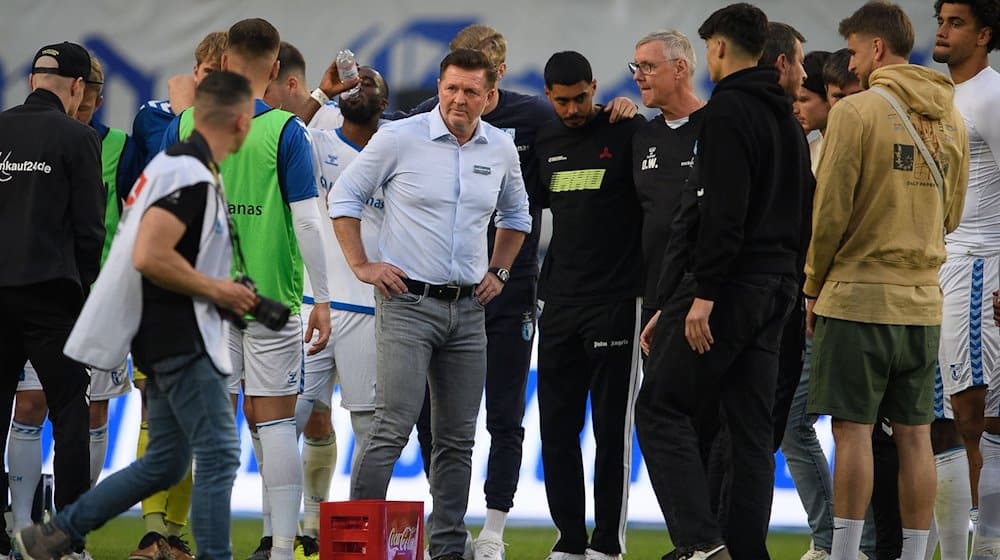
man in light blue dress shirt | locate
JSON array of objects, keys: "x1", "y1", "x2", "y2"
[{"x1": 329, "y1": 49, "x2": 531, "y2": 560}]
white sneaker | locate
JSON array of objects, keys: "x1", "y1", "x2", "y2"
[
  {"x1": 584, "y1": 548, "x2": 621, "y2": 560},
  {"x1": 680, "y1": 545, "x2": 731, "y2": 560},
  {"x1": 800, "y1": 541, "x2": 830, "y2": 560},
  {"x1": 473, "y1": 531, "x2": 505, "y2": 560},
  {"x1": 546, "y1": 553, "x2": 585, "y2": 560},
  {"x1": 60, "y1": 551, "x2": 93, "y2": 560},
  {"x1": 464, "y1": 530, "x2": 475, "y2": 560}
]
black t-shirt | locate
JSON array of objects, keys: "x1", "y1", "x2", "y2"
[
  {"x1": 632, "y1": 111, "x2": 703, "y2": 308},
  {"x1": 536, "y1": 110, "x2": 645, "y2": 305},
  {"x1": 132, "y1": 182, "x2": 208, "y2": 371}
]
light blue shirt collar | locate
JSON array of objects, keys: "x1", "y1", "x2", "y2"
[{"x1": 429, "y1": 104, "x2": 489, "y2": 144}]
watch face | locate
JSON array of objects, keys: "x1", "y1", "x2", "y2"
[{"x1": 498, "y1": 269, "x2": 510, "y2": 282}]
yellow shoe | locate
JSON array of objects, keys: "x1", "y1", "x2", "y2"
[{"x1": 293, "y1": 535, "x2": 319, "y2": 560}]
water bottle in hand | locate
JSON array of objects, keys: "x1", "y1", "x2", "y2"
[{"x1": 335, "y1": 49, "x2": 360, "y2": 99}]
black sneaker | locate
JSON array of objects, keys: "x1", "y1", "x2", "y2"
[
  {"x1": 295, "y1": 535, "x2": 319, "y2": 558},
  {"x1": 246, "y1": 537, "x2": 272, "y2": 560},
  {"x1": 14, "y1": 521, "x2": 74, "y2": 560}
]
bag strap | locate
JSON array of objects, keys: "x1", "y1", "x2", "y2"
[{"x1": 872, "y1": 86, "x2": 945, "y2": 193}]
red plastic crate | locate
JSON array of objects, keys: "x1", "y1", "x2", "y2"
[{"x1": 319, "y1": 500, "x2": 424, "y2": 560}]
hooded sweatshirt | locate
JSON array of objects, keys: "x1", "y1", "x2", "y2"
[
  {"x1": 804, "y1": 64, "x2": 969, "y2": 325},
  {"x1": 655, "y1": 66, "x2": 811, "y2": 305}
]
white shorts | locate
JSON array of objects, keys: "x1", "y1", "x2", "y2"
[
  {"x1": 300, "y1": 304, "x2": 376, "y2": 411},
  {"x1": 227, "y1": 316, "x2": 304, "y2": 396},
  {"x1": 18, "y1": 359, "x2": 131, "y2": 401},
  {"x1": 16, "y1": 362, "x2": 42, "y2": 392},
  {"x1": 936, "y1": 253, "x2": 1000, "y2": 418}
]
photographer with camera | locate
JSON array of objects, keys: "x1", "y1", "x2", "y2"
[{"x1": 15, "y1": 71, "x2": 258, "y2": 560}]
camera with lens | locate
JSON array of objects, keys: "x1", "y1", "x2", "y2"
[{"x1": 220, "y1": 275, "x2": 291, "y2": 331}]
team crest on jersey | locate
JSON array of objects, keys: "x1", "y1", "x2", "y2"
[
  {"x1": 949, "y1": 363, "x2": 963, "y2": 381},
  {"x1": 111, "y1": 368, "x2": 126, "y2": 386},
  {"x1": 641, "y1": 146, "x2": 658, "y2": 171},
  {"x1": 287, "y1": 370, "x2": 298, "y2": 385}
]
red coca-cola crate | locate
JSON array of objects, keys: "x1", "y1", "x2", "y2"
[{"x1": 319, "y1": 500, "x2": 424, "y2": 560}]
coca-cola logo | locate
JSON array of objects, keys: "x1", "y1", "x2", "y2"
[{"x1": 387, "y1": 526, "x2": 418, "y2": 550}]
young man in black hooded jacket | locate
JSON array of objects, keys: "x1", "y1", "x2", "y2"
[{"x1": 636, "y1": 3, "x2": 811, "y2": 559}]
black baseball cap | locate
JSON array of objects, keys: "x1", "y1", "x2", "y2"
[{"x1": 31, "y1": 42, "x2": 91, "y2": 81}]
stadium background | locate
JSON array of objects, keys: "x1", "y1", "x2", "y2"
[{"x1": 0, "y1": 0, "x2": 997, "y2": 529}]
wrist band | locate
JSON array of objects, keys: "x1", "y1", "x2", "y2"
[{"x1": 310, "y1": 87, "x2": 330, "y2": 105}]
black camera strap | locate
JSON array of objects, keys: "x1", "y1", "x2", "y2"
[{"x1": 206, "y1": 163, "x2": 250, "y2": 278}]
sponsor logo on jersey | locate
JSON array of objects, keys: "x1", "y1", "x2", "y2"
[
  {"x1": 366, "y1": 196, "x2": 385, "y2": 209},
  {"x1": 228, "y1": 203, "x2": 265, "y2": 216},
  {"x1": 0, "y1": 152, "x2": 53, "y2": 182},
  {"x1": 681, "y1": 157, "x2": 694, "y2": 168},
  {"x1": 325, "y1": 154, "x2": 339, "y2": 166},
  {"x1": 547, "y1": 155, "x2": 567, "y2": 163},
  {"x1": 641, "y1": 146, "x2": 658, "y2": 171},
  {"x1": 593, "y1": 338, "x2": 630, "y2": 348}
]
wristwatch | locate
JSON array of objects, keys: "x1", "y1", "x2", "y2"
[{"x1": 488, "y1": 267, "x2": 510, "y2": 283}]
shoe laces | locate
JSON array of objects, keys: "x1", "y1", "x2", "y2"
[
  {"x1": 167, "y1": 535, "x2": 193, "y2": 555},
  {"x1": 475, "y1": 534, "x2": 505, "y2": 558}
]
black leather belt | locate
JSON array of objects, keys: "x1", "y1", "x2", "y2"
[{"x1": 402, "y1": 278, "x2": 476, "y2": 301}]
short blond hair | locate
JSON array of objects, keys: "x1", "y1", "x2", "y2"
[
  {"x1": 450, "y1": 24, "x2": 507, "y2": 68},
  {"x1": 86, "y1": 54, "x2": 104, "y2": 94},
  {"x1": 195, "y1": 31, "x2": 227, "y2": 67}
]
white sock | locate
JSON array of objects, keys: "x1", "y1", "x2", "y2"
[
  {"x1": 900, "y1": 528, "x2": 929, "y2": 560},
  {"x1": 252, "y1": 431, "x2": 272, "y2": 538},
  {"x1": 8, "y1": 421, "x2": 42, "y2": 531},
  {"x1": 972, "y1": 433, "x2": 1000, "y2": 559},
  {"x1": 258, "y1": 418, "x2": 302, "y2": 557},
  {"x1": 302, "y1": 432, "x2": 336, "y2": 538},
  {"x1": 481, "y1": 509, "x2": 508, "y2": 538},
  {"x1": 933, "y1": 447, "x2": 971, "y2": 560},
  {"x1": 89, "y1": 423, "x2": 108, "y2": 487},
  {"x1": 923, "y1": 516, "x2": 938, "y2": 560},
  {"x1": 831, "y1": 517, "x2": 865, "y2": 560},
  {"x1": 294, "y1": 396, "x2": 313, "y2": 438}
]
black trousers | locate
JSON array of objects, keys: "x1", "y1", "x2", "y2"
[
  {"x1": 772, "y1": 296, "x2": 806, "y2": 451},
  {"x1": 537, "y1": 297, "x2": 641, "y2": 555},
  {"x1": 416, "y1": 276, "x2": 537, "y2": 511},
  {"x1": 0, "y1": 280, "x2": 91, "y2": 510},
  {"x1": 637, "y1": 273, "x2": 797, "y2": 559}
]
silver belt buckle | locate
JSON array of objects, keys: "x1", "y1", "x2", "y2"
[{"x1": 446, "y1": 284, "x2": 461, "y2": 301}]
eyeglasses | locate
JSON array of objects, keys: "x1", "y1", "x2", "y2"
[{"x1": 627, "y1": 58, "x2": 680, "y2": 76}]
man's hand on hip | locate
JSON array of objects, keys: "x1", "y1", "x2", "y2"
[
  {"x1": 354, "y1": 262, "x2": 408, "y2": 299},
  {"x1": 305, "y1": 302, "x2": 331, "y2": 356},
  {"x1": 474, "y1": 272, "x2": 505, "y2": 306}
]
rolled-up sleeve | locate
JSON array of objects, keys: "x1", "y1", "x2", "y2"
[
  {"x1": 493, "y1": 140, "x2": 531, "y2": 233},
  {"x1": 329, "y1": 126, "x2": 398, "y2": 220}
]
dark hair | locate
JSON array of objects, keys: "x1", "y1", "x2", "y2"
[
  {"x1": 822, "y1": 48, "x2": 860, "y2": 88},
  {"x1": 934, "y1": 0, "x2": 1000, "y2": 52},
  {"x1": 801, "y1": 50, "x2": 832, "y2": 96},
  {"x1": 438, "y1": 48, "x2": 498, "y2": 89},
  {"x1": 227, "y1": 18, "x2": 281, "y2": 60},
  {"x1": 838, "y1": 1, "x2": 914, "y2": 58},
  {"x1": 543, "y1": 51, "x2": 593, "y2": 88},
  {"x1": 276, "y1": 41, "x2": 306, "y2": 80},
  {"x1": 195, "y1": 70, "x2": 253, "y2": 126},
  {"x1": 698, "y1": 3, "x2": 770, "y2": 58},
  {"x1": 759, "y1": 22, "x2": 806, "y2": 68}
]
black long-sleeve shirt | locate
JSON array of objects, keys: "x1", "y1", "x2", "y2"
[
  {"x1": 655, "y1": 67, "x2": 810, "y2": 306},
  {"x1": 0, "y1": 89, "x2": 105, "y2": 290}
]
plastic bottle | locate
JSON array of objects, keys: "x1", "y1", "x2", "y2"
[{"x1": 335, "y1": 49, "x2": 360, "y2": 99}]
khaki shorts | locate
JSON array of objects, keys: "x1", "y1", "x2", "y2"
[{"x1": 808, "y1": 316, "x2": 938, "y2": 425}]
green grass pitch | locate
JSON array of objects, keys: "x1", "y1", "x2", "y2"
[{"x1": 83, "y1": 515, "x2": 814, "y2": 559}]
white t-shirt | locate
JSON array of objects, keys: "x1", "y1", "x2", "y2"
[
  {"x1": 301, "y1": 127, "x2": 383, "y2": 311},
  {"x1": 946, "y1": 66, "x2": 1000, "y2": 255},
  {"x1": 308, "y1": 102, "x2": 344, "y2": 131}
]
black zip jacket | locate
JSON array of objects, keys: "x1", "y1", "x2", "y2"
[
  {"x1": 655, "y1": 66, "x2": 811, "y2": 306},
  {"x1": 0, "y1": 89, "x2": 105, "y2": 290}
]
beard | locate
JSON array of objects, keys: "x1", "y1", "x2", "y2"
[{"x1": 340, "y1": 97, "x2": 381, "y2": 124}]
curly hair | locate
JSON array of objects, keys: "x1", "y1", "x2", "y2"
[{"x1": 934, "y1": 0, "x2": 1000, "y2": 52}]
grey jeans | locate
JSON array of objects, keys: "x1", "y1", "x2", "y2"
[{"x1": 350, "y1": 290, "x2": 486, "y2": 558}]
